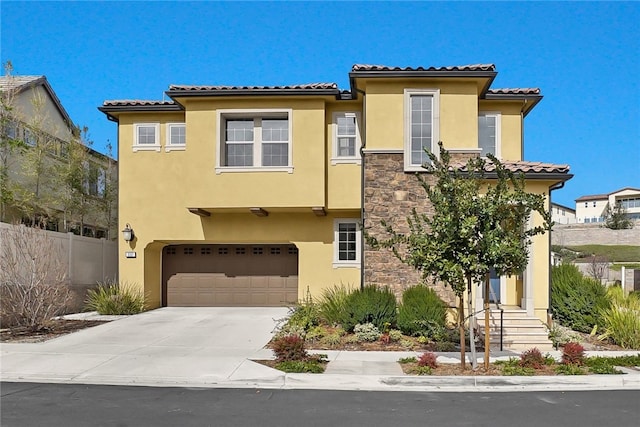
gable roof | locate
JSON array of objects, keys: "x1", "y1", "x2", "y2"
[
  {"x1": 165, "y1": 82, "x2": 341, "y2": 98},
  {"x1": 0, "y1": 75, "x2": 74, "y2": 128},
  {"x1": 576, "y1": 187, "x2": 640, "y2": 202}
]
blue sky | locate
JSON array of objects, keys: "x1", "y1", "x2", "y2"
[{"x1": 1, "y1": 1, "x2": 638, "y2": 207}]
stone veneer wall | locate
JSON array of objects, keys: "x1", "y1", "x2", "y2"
[{"x1": 363, "y1": 152, "x2": 457, "y2": 306}]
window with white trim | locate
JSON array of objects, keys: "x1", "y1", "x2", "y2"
[
  {"x1": 404, "y1": 89, "x2": 440, "y2": 170},
  {"x1": 332, "y1": 112, "x2": 361, "y2": 164},
  {"x1": 333, "y1": 219, "x2": 361, "y2": 268},
  {"x1": 478, "y1": 112, "x2": 501, "y2": 158},
  {"x1": 216, "y1": 110, "x2": 292, "y2": 173},
  {"x1": 133, "y1": 123, "x2": 160, "y2": 151},
  {"x1": 166, "y1": 123, "x2": 186, "y2": 151}
]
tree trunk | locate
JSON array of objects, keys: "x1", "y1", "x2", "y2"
[{"x1": 458, "y1": 295, "x2": 465, "y2": 369}]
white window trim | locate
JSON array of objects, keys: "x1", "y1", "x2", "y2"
[
  {"x1": 478, "y1": 111, "x2": 502, "y2": 159},
  {"x1": 332, "y1": 218, "x2": 361, "y2": 268},
  {"x1": 165, "y1": 123, "x2": 186, "y2": 152},
  {"x1": 215, "y1": 109, "x2": 293, "y2": 174},
  {"x1": 404, "y1": 88, "x2": 440, "y2": 172},
  {"x1": 133, "y1": 123, "x2": 161, "y2": 152},
  {"x1": 331, "y1": 112, "x2": 362, "y2": 165}
]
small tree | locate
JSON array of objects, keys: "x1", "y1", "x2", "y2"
[
  {"x1": 604, "y1": 201, "x2": 633, "y2": 230},
  {"x1": 0, "y1": 224, "x2": 72, "y2": 330},
  {"x1": 586, "y1": 254, "x2": 609, "y2": 283},
  {"x1": 367, "y1": 143, "x2": 551, "y2": 367}
]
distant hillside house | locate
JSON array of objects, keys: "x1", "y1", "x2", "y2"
[
  {"x1": 575, "y1": 187, "x2": 640, "y2": 224},
  {"x1": 551, "y1": 202, "x2": 576, "y2": 225},
  {"x1": 0, "y1": 74, "x2": 118, "y2": 238}
]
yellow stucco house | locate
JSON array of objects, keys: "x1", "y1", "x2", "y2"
[{"x1": 100, "y1": 64, "x2": 572, "y2": 348}]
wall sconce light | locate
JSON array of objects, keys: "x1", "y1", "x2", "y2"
[{"x1": 122, "y1": 223, "x2": 135, "y2": 242}]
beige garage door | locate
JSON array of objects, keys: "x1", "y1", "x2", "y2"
[{"x1": 162, "y1": 244, "x2": 298, "y2": 307}]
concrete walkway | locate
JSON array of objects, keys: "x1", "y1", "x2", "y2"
[{"x1": 1, "y1": 307, "x2": 639, "y2": 392}]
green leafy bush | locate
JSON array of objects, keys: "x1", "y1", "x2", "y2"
[
  {"x1": 398, "y1": 356, "x2": 417, "y2": 364},
  {"x1": 354, "y1": 322, "x2": 381, "y2": 342},
  {"x1": 598, "y1": 286, "x2": 640, "y2": 349},
  {"x1": 554, "y1": 364, "x2": 586, "y2": 375},
  {"x1": 84, "y1": 281, "x2": 145, "y2": 315},
  {"x1": 336, "y1": 285, "x2": 397, "y2": 332},
  {"x1": 275, "y1": 360, "x2": 324, "y2": 373},
  {"x1": 286, "y1": 292, "x2": 320, "y2": 331},
  {"x1": 551, "y1": 264, "x2": 609, "y2": 332},
  {"x1": 388, "y1": 329, "x2": 403, "y2": 342},
  {"x1": 319, "y1": 333, "x2": 342, "y2": 347},
  {"x1": 502, "y1": 365, "x2": 535, "y2": 376},
  {"x1": 317, "y1": 284, "x2": 352, "y2": 326},
  {"x1": 584, "y1": 357, "x2": 622, "y2": 374},
  {"x1": 397, "y1": 285, "x2": 447, "y2": 338}
]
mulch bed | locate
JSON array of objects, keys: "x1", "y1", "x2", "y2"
[{"x1": 0, "y1": 319, "x2": 109, "y2": 343}]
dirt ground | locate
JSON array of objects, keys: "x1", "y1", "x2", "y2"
[{"x1": 0, "y1": 320, "x2": 108, "y2": 343}]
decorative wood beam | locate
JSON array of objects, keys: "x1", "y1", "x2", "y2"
[
  {"x1": 250, "y1": 207, "x2": 268, "y2": 217},
  {"x1": 311, "y1": 207, "x2": 326, "y2": 217},
  {"x1": 187, "y1": 208, "x2": 211, "y2": 217}
]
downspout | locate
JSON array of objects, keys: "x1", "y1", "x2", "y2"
[
  {"x1": 548, "y1": 180, "x2": 566, "y2": 325},
  {"x1": 357, "y1": 87, "x2": 366, "y2": 290}
]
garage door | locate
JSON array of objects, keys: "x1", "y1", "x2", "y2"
[{"x1": 162, "y1": 244, "x2": 298, "y2": 307}]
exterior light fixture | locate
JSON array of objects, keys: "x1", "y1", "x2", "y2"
[{"x1": 122, "y1": 223, "x2": 134, "y2": 242}]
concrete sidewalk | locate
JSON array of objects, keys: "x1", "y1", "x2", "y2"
[{"x1": 1, "y1": 308, "x2": 639, "y2": 392}]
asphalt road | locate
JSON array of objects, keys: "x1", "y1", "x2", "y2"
[{"x1": 1, "y1": 382, "x2": 639, "y2": 427}]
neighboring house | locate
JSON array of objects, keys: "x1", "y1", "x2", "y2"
[
  {"x1": 100, "y1": 63, "x2": 572, "y2": 348},
  {"x1": 575, "y1": 187, "x2": 640, "y2": 224},
  {"x1": 551, "y1": 202, "x2": 576, "y2": 225},
  {"x1": 0, "y1": 74, "x2": 117, "y2": 238}
]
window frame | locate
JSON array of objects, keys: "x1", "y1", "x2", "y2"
[
  {"x1": 133, "y1": 123, "x2": 161, "y2": 152},
  {"x1": 216, "y1": 109, "x2": 293, "y2": 174},
  {"x1": 404, "y1": 88, "x2": 440, "y2": 171},
  {"x1": 333, "y1": 218, "x2": 361, "y2": 268},
  {"x1": 331, "y1": 112, "x2": 361, "y2": 165},
  {"x1": 165, "y1": 123, "x2": 186, "y2": 151},
  {"x1": 478, "y1": 111, "x2": 502, "y2": 159}
]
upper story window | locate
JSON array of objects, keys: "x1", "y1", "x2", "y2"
[
  {"x1": 404, "y1": 89, "x2": 440, "y2": 171},
  {"x1": 216, "y1": 109, "x2": 293, "y2": 173},
  {"x1": 133, "y1": 123, "x2": 160, "y2": 152},
  {"x1": 333, "y1": 219, "x2": 361, "y2": 268},
  {"x1": 478, "y1": 112, "x2": 501, "y2": 158},
  {"x1": 332, "y1": 112, "x2": 361, "y2": 165},
  {"x1": 23, "y1": 128, "x2": 36, "y2": 146},
  {"x1": 166, "y1": 123, "x2": 186, "y2": 151}
]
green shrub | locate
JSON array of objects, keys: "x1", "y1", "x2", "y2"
[
  {"x1": 502, "y1": 365, "x2": 535, "y2": 376},
  {"x1": 398, "y1": 356, "x2": 417, "y2": 364},
  {"x1": 598, "y1": 286, "x2": 640, "y2": 349},
  {"x1": 286, "y1": 292, "x2": 320, "y2": 332},
  {"x1": 555, "y1": 364, "x2": 586, "y2": 375},
  {"x1": 397, "y1": 285, "x2": 447, "y2": 337},
  {"x1": 412, "y1": 366, "x2": 433, "y2": 375},
  {"x1": 318, "y1": 284, "x2": 352, "y2": 326},
  {"x1": 336, "y1": 285, "x2": 397, "y2": 332},
  {"x1": 84, "y1": 281, "x2": 145, "y2": 315},
  {"x1": 275, "y1": 360, "x2": 324, "y2": 373},
  {"x1": 319, "y1": 333, "x2": 342, "y2": 347},
  {"x1": 584, "y1": 357, "x2": 623, "y2": 374},
  {"x1": 551, "y1": 264, "x2": 610, "y2": 333},
  {"x1": 354, "y1": 322, "x2": 381, "y2": 342},
  {"x1": 388, "y1": 329, "x2": 403, "y2": 342}
]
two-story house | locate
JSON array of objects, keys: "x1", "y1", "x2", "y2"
[
  {"x1": 100, "y1": 64, "x2": 572, "y2": 346},
  {"x1": 1, "y1": 74, "x2": 118, "y2": 238},
  {"x1": 575, "y1": 187, "x2": 640, "y2": 223}
]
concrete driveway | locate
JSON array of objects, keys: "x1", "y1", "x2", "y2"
[{"x1": 0, "y1": 307, "x2": 289, "y2": 387}]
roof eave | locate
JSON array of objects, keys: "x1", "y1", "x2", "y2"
[
  {"x1": 165, "y1": 88, "x2": 342, "y2": 98},
  {"x1": 98, "y1": 104, "x2": 183, "y2": 122},
  {"x1": 483, "y1": 93, "x2": 543, "y2": 116}
]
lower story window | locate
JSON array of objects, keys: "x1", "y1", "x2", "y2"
[{"x1": 333, "y1": 219, "x2": 361, "y2": 268}]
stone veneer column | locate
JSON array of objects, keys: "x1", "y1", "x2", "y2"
[{"x1": 363, "y1": 150, "x2": 468, "y2": 306}]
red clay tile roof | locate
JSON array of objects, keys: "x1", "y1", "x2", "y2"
[
  {"x1": 351, "y1": 64, "x2": 496, "y2": 72},
  {"x1": 487, "y1": 88, "x2": 541, "y2": 95},
  {"x1": 575, "y1": 194, "x2": 609, "y2": 202},
  {"x1": 450, "y1": 160, "x2": 570, "y2": 175},
  {"x1": 102, "y1": 100, "x2": 177, "y2": 107},
  {"x1": 168, "y1": 82, "x2": 338, "y2": 91}
]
